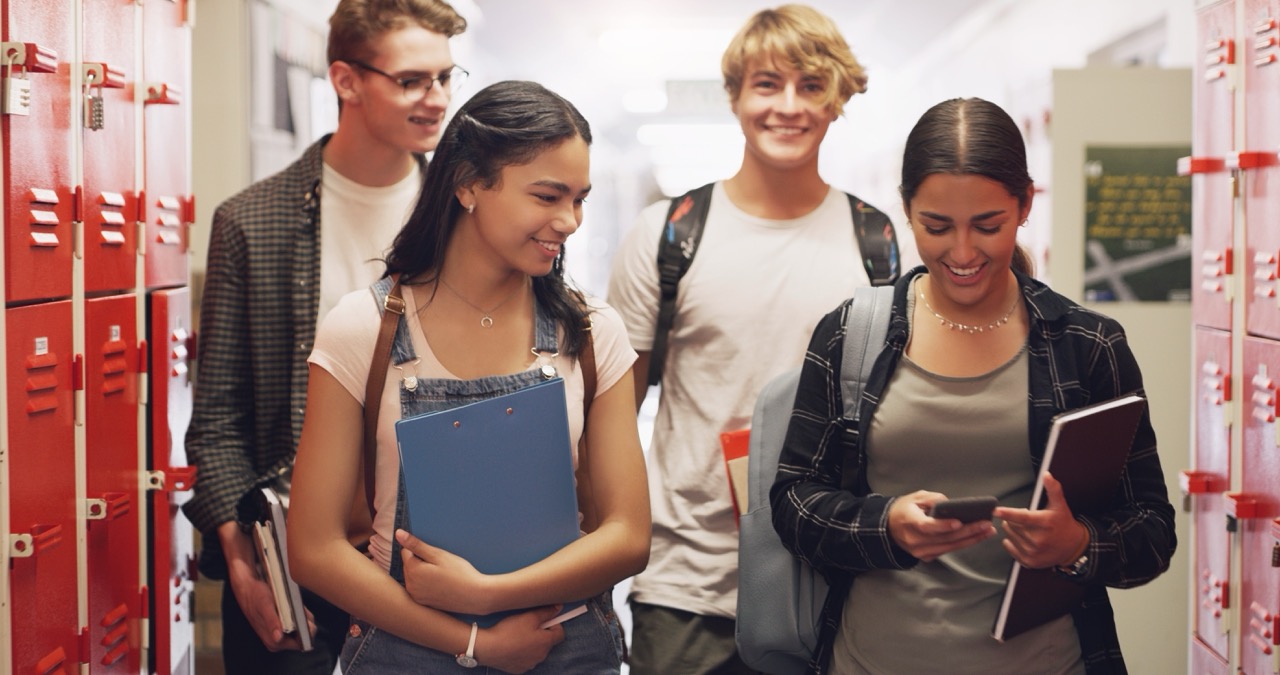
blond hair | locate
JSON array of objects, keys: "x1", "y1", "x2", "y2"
[
  {"x1": 721, "y1": 4, "x2": 867, "y2": 116},
  {"x1": 327, "y1": 0, "x2": 467, "y2": 64}
]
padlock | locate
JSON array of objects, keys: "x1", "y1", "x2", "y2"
[
  {"x1": 2, "y1": 74, "x2": 31, "y2": 116},
  {"x1": 83, "y1": 87, "x2": 103, "y2": 130}
]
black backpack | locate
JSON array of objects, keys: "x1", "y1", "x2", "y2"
[{"x1": 647, "y1": 182, "x2": 900, "y2": 386}]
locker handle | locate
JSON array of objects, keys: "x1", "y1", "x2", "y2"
[
  {"x1": 87, "y1": 492, "x2": 131, "y2": 521},
  {"x1": 1, "y1": 41, "x2": 57, "y2": 73},
  {"x1": 1233, "y1": 151, "x2": 1279, "y2": 169},
  {"x1": 144, "y1": 82, "x2": 181, "y2": 105},
  {"x1": 147, "y1": 467, "x2": 197, "y2": 492},
  {"x1": 1179, "y1": 469, "x2": 1225, "y2": 495},
  {"x1": 167, "y1": 466, "x2": 197, "y2": 492},
  {"x1": 1225, "y1": 492, "x2": 1267, "y2": 519},
  {"x1": 1178, "y1": 156, "x2": 1226, "y2": 175},
  {"x1": 10, "y1": 524, "x2": 64, "y2": 557},
  {"x1": 81, "y1": 62, "x2": 125, "y2": 89},
  {"x1": 1271, "y1": 517, "x2": 1280, "y2": 540}
]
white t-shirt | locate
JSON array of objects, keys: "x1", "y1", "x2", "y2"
[
  {"x1": 309, "y1": 284, "x2": 636, "y2": 571},
  {"x1": 607, "y1": 182, "x2": 881, "y2": 618},
  {"x1": 317, "y1": 162, "x2": 421, "y2": 328}
]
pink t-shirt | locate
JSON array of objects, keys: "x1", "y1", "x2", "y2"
[{"x1": 309, "y1": 284, "x2": 636, "y2": 571}]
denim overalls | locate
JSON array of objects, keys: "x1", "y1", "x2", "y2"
[{"x1": 339, "y1": 277, "x2": 625, "y2": 673}]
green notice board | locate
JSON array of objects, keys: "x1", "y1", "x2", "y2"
[{"x1": 1083, "y1": 146, "x2": 1191, "y2": 302}]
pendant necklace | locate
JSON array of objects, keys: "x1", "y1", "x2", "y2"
[
  {"x1": 438, "y1": 276, "x2": 526, "y2": 328},
  {"x1": 918, "y1": 287, "x2": 1020, "y2": 335}
]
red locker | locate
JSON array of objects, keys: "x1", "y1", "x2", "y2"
[
  {"x1": 1187, "y1": 327, "x2": 1234, "y2": 669},
  {"x1": 1238, "y1": 337, "x2": 1280, "y2": 675},
  {"x1": 5, "y1": 301, "x2": 77, "y2": 674},
  {"x1": 1242, "y1": 0, "x2": 1280, "y2": 341},
  {"x1": 147, "y1": 288, "x2": 196, "y2": 675},
  {"x1": 2, "y1": 5, "x2": 73, "y2": 303},
  {"x1": 1189, "y1": 0, "x2": 1238, "y2": 331},
  {"x1": 81, "y1": 0, "x2": 138, "y2": 294},
  {"x1": 84, "y1": 294, "x2": 141, "y2": 672},
  {"x1": 140, "y1": 0, "x2": 191, "y2": 289}
]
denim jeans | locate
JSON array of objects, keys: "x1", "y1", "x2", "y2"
[{"x1": 339, "y1": 592, "x2": 624, "y2": 673}]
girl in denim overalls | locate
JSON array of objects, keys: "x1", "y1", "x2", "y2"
[{"x1": 289, "y1": 80, "x2": 651, "y2": 673}]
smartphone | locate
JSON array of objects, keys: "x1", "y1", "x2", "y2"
[{"x1": 927, "y1": 496, "x2": 998, "y2": 523}]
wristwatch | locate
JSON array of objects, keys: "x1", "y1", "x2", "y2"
[
  {"x1": 455, "y1": 622, "x2": 479, "y2": 668},
  {"x1": 1057, "y1": 552, "x2": 1089, "y2": 577}
]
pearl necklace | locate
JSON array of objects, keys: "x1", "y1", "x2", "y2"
[
  {"x1": 918, "y1": 289, "x2": 1020, "y2": 334},
  {"x1": 439, "y1": 276, "x2": 526, "y2": 328}
]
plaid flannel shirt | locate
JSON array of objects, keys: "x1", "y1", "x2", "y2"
[
  {"x1": 183, "y1": 136, "x2": 425, "y2": 577},
  {"x1": 771, "y1": 266, "x2": 1176, "y2": 675}
]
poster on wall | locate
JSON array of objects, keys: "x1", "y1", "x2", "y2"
[{"x1": 1083, "y1": 145, "x2": 1191, "y2": 302}]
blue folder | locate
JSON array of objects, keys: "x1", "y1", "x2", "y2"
[{"x1": 394, "y1": 377, "x2": 583, "y2": 627}]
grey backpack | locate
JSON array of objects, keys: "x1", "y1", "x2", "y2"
[{"x1": 736, "y1": 285, "x2": 894, "y2": 674}]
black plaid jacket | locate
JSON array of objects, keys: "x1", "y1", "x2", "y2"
[
  {"x1": 771, "y1": 266, "x2": 1176, "y2": 674},
  {"x1": 183, "y1": 136, "x2": 425, "y2": 577}
]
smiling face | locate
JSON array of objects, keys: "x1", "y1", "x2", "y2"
[
  {"x1": 458, "y1": 136, "x2": 592, "y2": 277},
  {"x1": 342, "y1": 24, "x2": 456, "y2": 154},
  {"x1": 907, "y1": 172, "x2": 1032, "y2": 314},
  {"x1": 732, "y1": 57, "x2": 836, "y2": 173}
]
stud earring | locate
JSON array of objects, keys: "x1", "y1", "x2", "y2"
[{"x1": 466, "y1": 203, "x2": 475, "y2": 214}]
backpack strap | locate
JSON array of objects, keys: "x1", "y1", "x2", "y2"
[
  {"x1": 845, "y1": 193, "x2": 901, "y2": 287},
  {"x1": 650, "y1": 187, "x2": 898, "y2": 387},
  {"x1": 648, "y1": 182, "x2": 715, "y2": 386},
  {"x1": 838, "y1": 285, "x2": 894, "y2": 490}
]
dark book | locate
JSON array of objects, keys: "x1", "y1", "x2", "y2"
[{"x1": 992, "y1": 393, "x2": 1147, "y2": 642}]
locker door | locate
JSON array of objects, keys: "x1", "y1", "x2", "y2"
[
  {"x1": 5, "y1": 301, "x2": 77, "y2": 674},
  {"x1": 147, "y1": 288, "x2": 196, "y2": 675},
  {"x1": 1186, "y1": 327, "x2": 1234, "y2": 669},
  {"x1": 140, "y1": 0, "x2": 191, "y2": 289},
  {"x1": 2, "y1": 5, "x2": 73, "y2": 303},
  {"x1": 1238, "y1": 337, "x2": 1280, "y2": 675},
  {"x1": 81, "y1": 0, "x2": 137, "y2": 294},
  {"x1": 1242, "y1": 0, "x2": 1280, "y2": 341},
  {"x1": 84, "y1": 294, "x2": 141, "y2": 672},
  {"x1": 1190, "y1": 0, "x2": 1238, "y2": 331}
]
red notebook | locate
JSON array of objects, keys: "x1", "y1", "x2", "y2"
[{"x1": 720, "y1": 429, "x2": 751, "y2": 525}]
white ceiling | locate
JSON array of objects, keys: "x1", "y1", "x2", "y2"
[{"x1": 462, "y1": 0, "x2": 992, "y2": 127}]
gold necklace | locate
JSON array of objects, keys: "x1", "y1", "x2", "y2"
[
  {"x1": 438, "y1": 276, "x2": 526, "y2": 328},
  {"x1": 918, "y1": 288, "x2": 1020, "y2": 334}
]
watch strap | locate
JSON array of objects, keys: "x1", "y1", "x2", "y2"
[{"x1": 455, "y1": 622, "x2": 479, "y2": 668}]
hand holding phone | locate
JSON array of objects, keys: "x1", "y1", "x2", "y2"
[{"x1": 926, "y1": 496, "x2": 998, "y2": 523}]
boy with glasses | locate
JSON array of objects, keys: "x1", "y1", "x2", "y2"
[
  {"x1": 607, "y1": 5, "x2": 901, "y2": 673},
  {"x1": 183, "y1": 1, "x2": 466, "y2": 672}
]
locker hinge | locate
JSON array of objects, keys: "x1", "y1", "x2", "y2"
[
  {"x1": 72, "y1": 185, "x2": 84, "y2": 260},
  {"x1": 78, "y1": 625, "x2": 90, "y2": 665}
]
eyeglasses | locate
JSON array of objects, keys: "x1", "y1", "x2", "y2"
[{"x1": 344, "y1": 59, "x2": 469, "y2": 101}]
